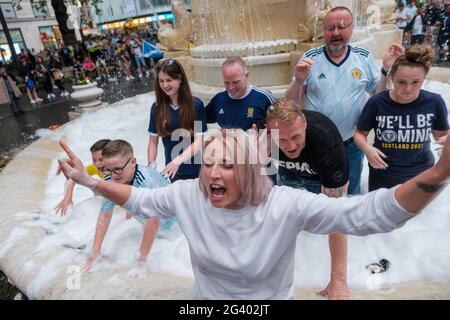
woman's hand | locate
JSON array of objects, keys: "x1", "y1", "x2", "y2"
[
  {"x1": 58, "y1": 141, "x2": 95, "y2": 188},
  {"x1": 162, "y1": 157, "x2": 183, "y2": 179},
  {"x1": 365, "y1": 146, "x2": 388, "y2": 169}
]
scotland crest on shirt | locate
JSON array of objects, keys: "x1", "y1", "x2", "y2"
[
  {"x1": 351, "y1": 68, "x2": 362, "y2": 79},
  {"x1": 247, "y1": 107, "x2": 254, "y2": 118}
]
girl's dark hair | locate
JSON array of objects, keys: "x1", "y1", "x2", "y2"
[
  {"x1": 390, "y1": 45, "x2": 434, "y2": 77},
  {"x1": 153, "y1": 59, "x2": 195, "y2": 137}
]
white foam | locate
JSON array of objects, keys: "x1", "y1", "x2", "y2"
[
  {"x1": 190, "y1": 39, "x2": 298, "y2": 58},
  {"x1": 7, "y1": 82, "x2": 450, "y2": 294},
  {"x1": 35, "y1": 128, "x2": 54, "y2": 138},
  {"x1": 0, "y1": 227, "x2": 30, "y2": 258},
  {"x1": 26, "y1": 250, "x2": 80, "y2": 299}
]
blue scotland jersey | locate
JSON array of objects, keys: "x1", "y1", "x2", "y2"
[
  {"x1": 101, "y1": 164, "x2": 174, "y2": 229},
  {"x1": 206, "y1": 86, "x2": 275, "y2": 130},
  {"x1": 148, "y1": 97, "x2": 207, "y2": 177},
  {"x1": 303, "y1": 45, "x2": 380, "y2": 141}
]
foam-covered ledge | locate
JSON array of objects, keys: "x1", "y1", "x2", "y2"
[{"x1": 0, "y1": 137, "x2": 194, "y2": 299}]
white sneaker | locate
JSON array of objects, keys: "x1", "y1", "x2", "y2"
[
  {"x1": 65, "y1": 91, "x2": 70, "y2": 97},
  {"x1": 31, "y1": 99, "x2": 36, "y2": 104},
  {"x1": 129, "y1": 75, "x2": 135, "y2": 80},
  {"x1": 145, "y1": 71, "x2": 150, "y2": 77},
  {"x1": 51, "y1": 93, "x2": 56, "y2": 98},
  {"x1": 47, "y1": 94, "x2": 52, "y2": 100},
  {"x1": 138, "y1": 73, "x2": 143, "y2": 78},
  {"x1": 36, "y1": 97, "x2": 43, "y2": 102},
  {"x1": 53, "y1": 85, "x2": 58, "y2": 89},
  {"x1": 126, "y1": 76, "x2": 130, "y2": 81}
]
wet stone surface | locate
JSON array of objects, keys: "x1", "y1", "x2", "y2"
[
  {"x1": 0, "y1": 271, "x2": 28, "y2": 300},
  {"x1": 0, "y1": 76, "x2": 154, "y2": 300},
  {"x1": 0, "y1": 76, "x2": 154, "y2": 157}
]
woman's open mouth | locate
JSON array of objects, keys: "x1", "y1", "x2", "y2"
[{"x1": 210, "y1": 183, "x2": 226, "y2": 201}]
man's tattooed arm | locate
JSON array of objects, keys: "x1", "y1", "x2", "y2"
[
  {"x1": 322, "y1": 186, "x2": 347, "y2": 198},
  {"x1": 416, "y1": 182, "x2": 445, "y2": 193}
]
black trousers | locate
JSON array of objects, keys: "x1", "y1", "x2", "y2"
[
  {"x1": 55, "y1": 79, "x2": 65, "y2": 91},
  {"x1": 369, "y1": 169, "x2": 410, "y2": 191},
  {"x1": 170, "y1": 173, "x2": 199, "y2": 183},
  {"x1": 411, "y1": 34, "x2": 425, "y2": 45}
]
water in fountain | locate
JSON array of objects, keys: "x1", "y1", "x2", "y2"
[
  {"x1": 312, "y1": 0, "x2": 321, "y2": 44},
  {"x1": 191, "y1": 0, "x2": 300, "y2": 49}
]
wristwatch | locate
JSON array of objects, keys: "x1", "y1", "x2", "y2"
[{"x1": 381, "y1": 67, "x2": 388, "y2": 77}]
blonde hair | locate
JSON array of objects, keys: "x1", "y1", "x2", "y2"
[
  {"x1": 266, "y1": 98, "x2": 305, "y2": 124},
  {"x1": 390, "y1": 44, "x2": 434, "y2": 77},
  {"x1": 198, "y1": 129, "x2": 273, "y2": 207}
]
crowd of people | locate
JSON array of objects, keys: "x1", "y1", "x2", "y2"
[
  {"x1": 72, "y1": 30, "x2": 161, "y2": 83},
  {"x1": 0, "y1": 28, "x2": 161, "y2": 116},
  {"x1": 52, "y1": 5, "x2": 450, "y2": 300},
  {"x1": 395, "y1": 0, "x2": 450, "y2": 62}
]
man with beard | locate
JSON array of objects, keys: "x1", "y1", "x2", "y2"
[{"x1": 285, "y1": 6, "x2": 403, "y2": 299}]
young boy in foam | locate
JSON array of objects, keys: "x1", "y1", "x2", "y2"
[
  {"x1": 55, "y1": 139, "x2": 112, "y2": 216},
  {"x1": 81, "y1": 139, "x2": 173, "y2": 277}
]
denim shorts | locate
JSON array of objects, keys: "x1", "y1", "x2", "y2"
[
  {"x1": 135, "y1": 56, "x2": 146, "y2": 66},
  {"x1": 345, "y1": 140, "x2": 364, "y2": 195},
  {"x1": 277, "y1": 169, "x2": 321, "y2": 194}
]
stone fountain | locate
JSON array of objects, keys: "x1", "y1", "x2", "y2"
[
  {"x1": 68, "y1": 82, "x2": 106, "y2": 120},
  {"x1": 159, "y1": 0, "x2": 402, "y2": 103},
  {"x1": 5, "y1": 0, "x2": 449, "y2": 301}
]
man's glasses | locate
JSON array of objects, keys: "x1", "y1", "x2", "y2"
[
  {"x1": 324, "y1": 22, "x2": 353, "y2": 32},
  {"x1": 104, "y1": 157, "x2": 132, "y2": 175},
  {"x1": 156, "y1": 58, "x2": 175, "y2": 70}
]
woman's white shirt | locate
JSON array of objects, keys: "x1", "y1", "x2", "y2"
[{"x1": 123, "y1": 179, "x2": 413, "y2": 299}]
